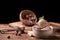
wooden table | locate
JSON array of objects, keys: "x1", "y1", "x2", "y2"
[{"x1": 0, "y1": 22, "x2": 60, "y2": 40}]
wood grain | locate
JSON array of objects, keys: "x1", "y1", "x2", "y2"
[{"x1": 49, "y1": 22, "x2": 60, "y2": 27}]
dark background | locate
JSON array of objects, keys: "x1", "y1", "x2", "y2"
[{"x1": 0, "y1": 0, "x2": 60, "y2": 23}]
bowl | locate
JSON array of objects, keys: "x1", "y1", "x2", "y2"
[
  {"x1": 32, "y1": 26, "x2": 53, "y2": 38},
  {"x1": 19, "y1": 10, "x2": 37, "y2": 26}
]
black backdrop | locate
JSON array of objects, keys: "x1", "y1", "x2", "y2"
[{"x1": 0, "y1": 0, "x2": 60, "y2": 23}]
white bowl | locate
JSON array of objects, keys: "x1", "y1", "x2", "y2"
[{"x1": 32, "y1": 26, "x2": 53, "y2": 38}]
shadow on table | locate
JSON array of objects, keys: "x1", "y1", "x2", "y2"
[{"x1": 34, "y1": 36, "x2": 60, "y2": 40}]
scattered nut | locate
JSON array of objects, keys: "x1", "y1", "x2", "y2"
[
  {"x1": 7, "y1": 36, "x2": 10, "y2": 39},
  {"x1": 28, "y1": 31, "x2": 34, "y2": 37}
]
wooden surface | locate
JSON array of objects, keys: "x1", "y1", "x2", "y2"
[{"x1": 0, "y1": 22, "x2": 60, "y2": 40}]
